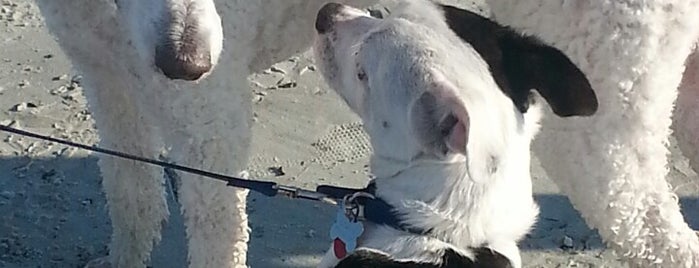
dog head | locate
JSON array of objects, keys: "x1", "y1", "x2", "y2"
[
  {"x1": 313, "y1": 2, "x2": 597, "y2": 174},
  {"x1": 116, "y1": 0, "x2": 223, "y2": 81}
]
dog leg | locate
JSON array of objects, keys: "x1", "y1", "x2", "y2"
[
  {"x1": 88, "y1": 135, "x2": 168, "y2": 268},
  {"x1": 174, "y1": 136, "x2": 251, "y2": 268},
  {"x1": 487, "y1": 0, "x2": 699, "y2": 266},
  {"x1": 178, "y1": 170, "x2": 250, "y2": 268},
  {"x1": 159, "y1": 69, "x2": 253, "y2": 267},
  {"x1": 674, "y1": 46, "x2": 699, "y2": 175},
  {"x1": 79, "y1": 64, "x2": 170, "y2": 268},
  {"x1": 36, "y1": 1, "x2": 171, "y2": 267}
]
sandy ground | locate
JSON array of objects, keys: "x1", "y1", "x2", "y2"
[{"x1": 0, "y1": 0, "x2": 697, "y2": 267}]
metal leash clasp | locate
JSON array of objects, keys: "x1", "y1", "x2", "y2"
[
  {"x1": 275, "y1": 184, "x2": 338, "y2": 205},
  {"x1": 341, "y1": 191, "x2": 375, "y2": 222}
]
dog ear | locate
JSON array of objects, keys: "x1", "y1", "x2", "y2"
[
  {"x1": 497, "y1": 33, "x2": 598, "y2": 117},
  {"x1": 440, "y1": 5, "x2": 597, "y2": 117},
  {"x1": 410, "y1": 70, "x2": 469, "y2": 157}
]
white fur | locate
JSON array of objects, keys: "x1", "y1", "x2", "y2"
[
  {"x1": 34, "y1": 0, "x2": 375, "y2": 267},
  {"x1": 116, "y1": 0, "x2": 224, "y2": 74},
  {"x1": 34, "y1": 0, "x2": 699, "y2": 267},
  {"x1": 486, "y1": 0, "x2": 699, "y2": 266},
  {"x1": 314, "y1": 1, "x2": 540, "y2": 267}
]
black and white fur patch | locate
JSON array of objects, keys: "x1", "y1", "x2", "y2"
[
  {"x1": 313, "y1": 1, "x2": 597, "y2": 267},
  {"x1": 336, "y1": 248, "x2": 512, "y2": 268}
]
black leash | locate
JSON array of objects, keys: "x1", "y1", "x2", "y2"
[
  {"x1": 0, "y1": 124, "x2": 423, "y2": 235},
  {"x1": 0, "y1": 124, "x2": 358, "y2": 203}
]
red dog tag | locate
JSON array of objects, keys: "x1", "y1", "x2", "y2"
[{"x1": 333, "y1": 237, "x2": 347, "y2": 259}]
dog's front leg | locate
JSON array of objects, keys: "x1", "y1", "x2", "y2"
[
  {"x1": 159, "y1": 69, "x2": 253, "y2": 268},
  {"x1": 78, "y1": 48, "x2": 170, "y2": 268},
  {"x1": 91, "y1": 128, "x2": 169, "y2": 268},
  {"x1": 674, "y1": 47, "x2": 699, "y2": 176},
  {"x1": 35, "y1": 1, "x2": 172, "y2": 267}
]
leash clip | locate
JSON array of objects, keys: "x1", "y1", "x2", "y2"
[
  {"x1": 275, "y1": 184, "x2": 337, "y2": 205},
  {"x1": 342, "y1": 192, "x2": 375, "y2": 222}
]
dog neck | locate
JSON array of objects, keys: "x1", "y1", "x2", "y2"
[{"x1": 364, "y1": 145, "x2": 537, "y2": 266}]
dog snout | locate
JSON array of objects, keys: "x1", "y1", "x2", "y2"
[
  {"x1": 152, "y1": 1, "x2": 222, "y2": 81},
  {"x1": 155, "y1": 43, "x2": 213, "y2": 81},
  {"x1": 315, "y1": 3, "x2": 346, "y2": 34}
]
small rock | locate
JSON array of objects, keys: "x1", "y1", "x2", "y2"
[
  {"x1": 49, "y1": 86, "x2": 68, "y2": 95},
  {"x1": 10, "y1": 102, "x2": 37, "y2": 111},
  {"x1": 277, "y1": 81, "x2": 297, "y2": 89},
  {"x1": 51, "y1": 74, "x2": 68, "y2": 81},
  {"x1": 270, "y1": 66, "x2": 286, "y2": 74},
  {"x1": 268, "y1": 166, "x2": 285, "y2": 176},
  {"x1": 17, "y1": 80, "x2": 29, "y2": 88},
  {"x1": 70, "y1": 75, "x2": 82, "y2": 86},
  {"x1": 306, "y1": 229, "x2": 316, "y2": 238},
  {"x1": 251, "y1": 81, "x2": 265, "y2": 89},
  {"x1": 562, "y1": 235, "x2": 574, "y2": 248}
]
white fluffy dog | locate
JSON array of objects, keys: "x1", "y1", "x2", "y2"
[
  {"x1": 312, "y1": 1, "x2": 596, "y2": 267},
  {"x1": 34, "y1": 0, "x2": 699, "y2": 267},
  {"x1": 34, "y1": 0, "x2": 376, "y2": 267}
]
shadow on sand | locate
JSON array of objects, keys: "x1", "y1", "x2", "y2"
[{"x1": 0, "y1": 156, "x2": 696, "y2": 267}]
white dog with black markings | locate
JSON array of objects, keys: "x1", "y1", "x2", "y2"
[{"x1": 313, "y1": 1, "x2": 597, "y2": 267}]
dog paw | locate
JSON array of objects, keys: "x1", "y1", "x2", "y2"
[{"x1": 84, "y1": 256, "x2": 112, "y2": 268}]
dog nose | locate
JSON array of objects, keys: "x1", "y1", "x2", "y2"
[
  {"x1": 315, "y1": 3, "x2": 345, "y2": 34},
  {"x1": 155, "y1": 45, "x2": 213, "y2": 81}
]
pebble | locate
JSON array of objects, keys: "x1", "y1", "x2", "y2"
[
  {"x1": 51, "y1": 74, "x2": 68, "y2": 81},
  {"x1": 562, "y1": 235, "x2": 574, "y2": 248},
  {"x1": 49, "y1": 85, "x2": 67, "y2": 95},
  {"x1": 17, "y1": 79, "x2": 28, "y2": 88},
  {"x1": 10, "y1": 102, "x2": 37, "y2": 111},
  {"x1": 306, "y1": 229, "x2": 316, "y2": 238},
  {"x1": 270, "y1": 66, "x2": 286, "y2": 74}
]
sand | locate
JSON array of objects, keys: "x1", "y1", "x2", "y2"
[{"x1": 0, "y1": 0, "x2": 696, "y2": 267}]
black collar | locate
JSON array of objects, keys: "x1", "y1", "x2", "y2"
[{"x1": 356, "y1": 183, "x2": 432, "y2": 235}]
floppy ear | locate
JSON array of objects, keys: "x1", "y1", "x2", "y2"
[
  {"x1": 410, "y1": 71, "x2": 469, "y2": 157},
  {"x1": 497, "y1": 33, "x2": 598, "y2": 117},
  {"x1": 440, "y1": 5, "x2": 598, "y2": 117}
]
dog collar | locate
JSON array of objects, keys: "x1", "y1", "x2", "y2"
[
  {"x1": 356, "y1": 196, "x2": 430, "y2": 235},
  {"x1": 339, "y1": 182, "x2": 430, "y2": 234}
]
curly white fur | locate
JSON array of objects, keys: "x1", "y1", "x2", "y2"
[
  {"x1": 34, "y1": 0, "x2": 699, "y2": 267},
  {"x1": 34, "y1": 0, "x2": 375, "y2": 267},
  {"x1": 486, "y1": 0, "x2": 699, "y2": 266}
]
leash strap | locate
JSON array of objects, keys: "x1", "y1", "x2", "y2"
[
  {"x1": 1, "y1": 125, "x2": 431, "y2": 236},
  {"x1": 0, "y1": 124, "x2": 339, "y2": 202},
  {"x1": 0, "y1": 123, "x2": 426, "y2": 234}
]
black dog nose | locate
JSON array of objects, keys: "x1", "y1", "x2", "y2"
[
  {"x1": 315, "y1": 3, "x2": 344, "y2": 34},
  {"x1": 155, "y1": 45, "x2": 212, "y2": 81}
]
